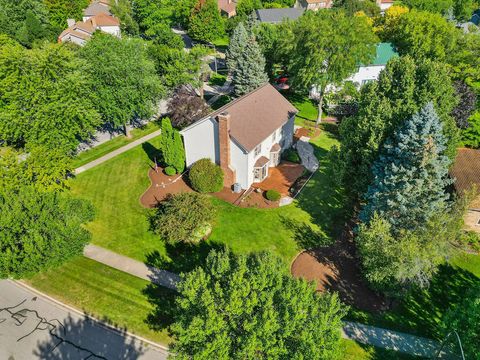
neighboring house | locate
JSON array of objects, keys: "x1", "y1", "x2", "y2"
[
  {"x1": 255, "y1": 8, "x2": 305, "y2": 24},
  {"x1": 376, "y1": 0, "x2": 393, "y2": 12},
  {"x1": 294, "y1": 0, "x2": 332, "y2": 11},
  {"x1": 180, "y1": 84, "x2": 298, "y2": 190},
  {"x1": 59, "y1": 11, "x2": 121, "y2": 45},
  {"x1": 450, "y1": 148, "x2": 480, "y2": 233},
  {"x1": 83, "y1": 0, "x2": 112, "y2": 21},
  {"x1": 346, "y1": 42, "x2": 398, "y2": 87},
  {"x1": 458, "y1": 9, "x2": 480, "y2": 33},
  {"x1": 218, "y1": 0, "x2": 237, "y2": 18}
]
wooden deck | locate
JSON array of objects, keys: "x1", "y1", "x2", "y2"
[{"x1": 252, "y1": 161, "x2": 305, "y2": 196}]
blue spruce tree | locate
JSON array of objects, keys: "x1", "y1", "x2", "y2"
[{"x1": 360, "y1": 103, "x2": 452, "y2": 232}]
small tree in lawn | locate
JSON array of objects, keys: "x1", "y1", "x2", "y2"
[
  {"x1": 360, "y1": 103, "x2": 452, "y2": 232},
  {"x1": 232, "y1": 34, "x2": 268, "y2": 96},
  {"x1": 160, "y1": 117, "x2": 185, "y2": 173},
  {"x1": 167, "y1": 86, "x2": 210, "y2": 128},
  {"x1": 170, "y1": 249, "x2": 346, "y2": 359},
  {"x1": 152, "y1": 192, "x2": 215, "y2": 243},
  {"x1": 188, "y1": 0, "x2": 225, "y2": 43},
  {"x1": 280, "y1": 10, "x2": 377, "y2": 124}
]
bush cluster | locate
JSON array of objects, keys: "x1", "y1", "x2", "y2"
[
  {"x1": 282, "y1": 148, "x2": 300, "y2": 163},
  {"x1": 165, "y1": 166, "x2": 176, "y2": 176},
  {"x1": 189, "y1": 158, "x2": 224, "y2": 193},
  {"x1": 265, "y1": 189, "x2": 281, "y2": 201}
]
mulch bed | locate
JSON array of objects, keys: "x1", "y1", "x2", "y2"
[
  {"x1": 294, "y1": 127, "x2": 321, "y2": 141},
  {"x1": 140, "y1": 167, "x2": 193, "y2": 208},
  {"x1": 291, "y1": 237, "x2": 388, "y2": 312}
]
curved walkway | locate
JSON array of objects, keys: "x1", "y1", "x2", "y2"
[
  {"x1": 74, "y1": 130, "x2": 162, "y2": 175},
  {"x1": 83, "y1": 244, "x2": 449, "y2": 358}
]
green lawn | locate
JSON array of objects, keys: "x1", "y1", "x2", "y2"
[
  {"x1": 283, "y1": 92, "x2": 319, "y2": 121},
  {"x1": 348, "y1": 252, "x2": 480, "y2": 340},
  {"x1": 211, "y1": 36, "x2": 229, "y2": 48},
  {"x1": 70, "y1": 126, "x2": 346, "y2": 272},
  {"x1": 73, "y1": 121, "x2": 161, "y2": 168},
  {"x1": 342, "y1": 340, "x2": 425, "y2": 359},
  {"x1": 25, "y1": 256, "x2": 175, "y2": 345}
]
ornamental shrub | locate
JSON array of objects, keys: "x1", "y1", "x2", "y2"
[
  {"x1": 265, "y1": 189, "x2": 281, "y2": 201},
  {"x1": 189, "y1": 158, "x2": 224, "y2": 193},
  {"x1": 282, "y1": 148, "x2": 300, "y2": 163},
  {"x1": 165, "y1": 166, "x2": 176, "y2": 176},
  {"x1": 152, "y1": 192, "x2": 215, "y2": 244}
]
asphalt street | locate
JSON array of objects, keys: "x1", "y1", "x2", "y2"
[{"x1": 0, "y1": 280, "x2": 168, "y2": 360}]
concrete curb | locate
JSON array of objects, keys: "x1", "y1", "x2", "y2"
[{"x1": 11, "y1": 280, "x2": 170, "y2": 355}]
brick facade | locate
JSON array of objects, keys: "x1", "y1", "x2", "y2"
[{"x1": 217, "y1": 112, "x2": 236, "y2": 187}]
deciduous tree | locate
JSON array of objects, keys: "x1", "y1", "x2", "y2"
[
  {"x1": 167, "y1": 86, "x2": 211, "y2": 128},
  {"x1": 400, "y1": 0, "x2": 453, "y2": 14},
  {"x1": 44, "y1": 0, "x2": 89, "y2": 31},
  {"x1": 452, "y1": 81, "x2": 477, "y2": 129},
  {"x1": 280, "y1": 10, "x2": 377, "y2": 124},
  {"x1": 80, "y1": 33, "x2": 164, "y2": 137},
  {"x1": 170, "y1": 249, "x2": 346, "y2": 359},
  {"x1": 188, "y1": 0, "x2": 225, "y2": 43}
]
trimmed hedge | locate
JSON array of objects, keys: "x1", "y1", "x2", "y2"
[
  {"x1": 265, "y1": 189, "x2": 281, "y2": 201},
  {"x1": 282, "y1": 148, "x2": 300, "y2": 163},
  {"x1": 189, "y1": 158, "x2": 224, "y2": 193},
  {"x1": 165, "y1": 166, "x2": 176, "y2": 176}
]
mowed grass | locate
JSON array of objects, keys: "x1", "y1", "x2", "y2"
[
  {"x1": 283, "y1": 92, "x2": 319, "y2": 121},
  {"x1": 25, "y1": 256, "x2": 175, "y2": 345},
  {"x1": 70, "y1": 136, "x2": 166, "y2": 262},
  {"x1": 73, "y1": 121, "x2": 161, "y2": 168},
  {"x1": 69, "y1": 126, "x2": 346, "y2": 270},
  {"x1": 348, "y1": 252, "x2": 480, "y2": 340},
  {"x1": 342, "y1": 340, "x2": 425, "y2": 359}
]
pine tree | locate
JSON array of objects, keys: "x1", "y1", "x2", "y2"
[
  {"x1": 360, "y1": 103, "x2": 452, "y2": 232},
  {"x1": 232, "y1": 36, "x2": 268, "y2": 96},
  {"x1": 160, "y1": 117, "x2": 185, "y2": 173},
  {"x1": 226, "y1": 22, "x2": 249, "y2": 74}
]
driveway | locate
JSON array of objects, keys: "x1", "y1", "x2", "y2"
[{"x1": 0, "y1": 280, "x2": 168, "y2": 360}]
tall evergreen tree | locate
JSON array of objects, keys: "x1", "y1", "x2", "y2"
[
  {"x1": 360, "y1": 103, "x2": 452, "y2": 232},
  {"x1": 232, "y1": 35, "x2": 268, "y2": 96},
  {"x1": 171, "y1": 130, "x2": 186, "y2": 173},
  {"x1": 226, "y1": 22, "x2": 249, "y2": 74},
  {"x1": 160, "y1": 117, "x2": 185, "y2": 173}
]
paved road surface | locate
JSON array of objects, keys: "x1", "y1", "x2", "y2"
[
  {"x1": 0, "y1": 280, "x2": 168, "y2": 360},
  {"x1": 74, "y1": 130, "x2": 162, "y2": 175}
]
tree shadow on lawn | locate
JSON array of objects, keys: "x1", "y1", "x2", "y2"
[
  {"x1": 145, "y1": 240, "x2": 226, "y2": 275},
  {"x1": 351, "y1": 263, "x2": 480, "y2": 340},
  {"x1": 142, "y1": 141, "x2": 163, "y2": 165},
  {"x1": 280, "y1": 215, "x2": 334, "y2": 250},
  {"x1": 142, "y1": 283, "x2": 178, "y2": 335}
]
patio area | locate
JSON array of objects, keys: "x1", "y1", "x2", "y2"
[{"x1": 252, "y1": 161, "x2": 305, "y2": 196}]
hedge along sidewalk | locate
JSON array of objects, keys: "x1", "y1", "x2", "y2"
[
  {"x1": 74, "y1": 130, "x2": 162, "y2": 175},
  {"x1": 84, "y1": 244, "x2": 445, "y2": 358},
  {"x1": 83, "y1": 244, "x2": 180, "y2": 290}
]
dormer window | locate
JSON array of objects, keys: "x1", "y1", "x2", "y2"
[{"x1": 254, "y1": 144, "x2": 262, "y2": 157}]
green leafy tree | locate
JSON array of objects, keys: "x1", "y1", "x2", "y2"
[
  {"x1": 442, "y1": 284, "x2": 480, "y2": 359},
  {"x1": 333, "y1": 0, "x2": 380, "y2": 17},
  {"x1": 448, "y1": 32, "x2": 480, "y2": 92},
  {"x1": 461, "y1": 111, "x2": 480, "y2": 148},
  {"x1": 0, "y1": 0, "x2": 53, "y2": 47},
  {"x1": 0, "y1": 41, "x2": 100, "y2": 152},
  {"x1": 0, "y1": 186, "x2": 94, "y2": 278},
  {"x1": 338, "y1": 56, "x2": 458, "y2": 200},
  {"x1": 230, "y1": 23, "x2": 268, "y2": 95},
  {"x1": 132, "y1": 0, "x2": 176, "y2": 34},
  {"x1": 44, "y1": 0, "x2": 89, "y2": 31},
  {"x1": 237, "y1": 0, "x2": 263, "y2": 16},
  {"x1": 80, "y1": 33, "x2": 164, "y2": 137},
  {"x1": 389, "y1": 9, "x2": 460, "y2": 61},
  {"x1": 188, "y1": 0, "x2": 225, "y2": 43},
  {"x1": 280, "y1": 10, "x2": 377, "y2": 124},
  {"x1": 111, "y1": 0, "x2": 140, "y2": 35},
  {"x1": 160, "y1": 117, "x2": 185, "y2": 172},
  {"x1": 255, "y1": 22, "x2": 282, "y2": 79},
  {"x1": 360, "y1": 103, "x2": 452, "y2": 231},
  {"x1": 453, "y1": 0, "x2": 480, "y2": 21},
  {"x1": 170, "y1": 249, "x2": 346, "y2": 359},
  {"x1": 400, "y1": 0, "x2": 454, "y2": 14},
  {"x1": 152, "y1": 192, "x2": 215, "y2": 243},
  {"x1": 175, "y1": 0, "x2": 197, "y2": 28}
]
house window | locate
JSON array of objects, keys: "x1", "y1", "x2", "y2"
[
  {"x1": 272, "y1": 132, "x2": 276, "y2": 142},
  {"x1": 254, "y1": 144, "x2": 262, "y2": 157}
]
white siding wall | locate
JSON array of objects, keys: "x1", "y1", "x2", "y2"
[
  {"x1": 99, "y1": 25, "x2": 121, "y2": 37},
  {"x1": 181, "y1": 118, "x2": 219, "y2": 168},
  {"x1": 230, "y1": 139, "x2": 249, "y2": 189},
  {"x1": 347, "y1": 65, "x2": 385, "y2": 87},
  {"x1": 60, "y1": 35, "x2": 87, "y2": 46},
  {"x1": 245, "y1": 116, "x2": 295, "y2": 189}
]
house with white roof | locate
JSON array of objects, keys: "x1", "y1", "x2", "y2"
[{"x1": 180, "y1": 84, "x2": 298, "y2": 190}]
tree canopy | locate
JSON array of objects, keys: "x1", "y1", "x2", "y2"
[
  {"x1": 280, "y1": 10, "x2": 378, "y2": 123},
  {"x1": 0, "y1": 41, "x2": 100, "y2": 153},
  {"x1": 170, "y1": 249, "x2": 346, "y2": 359},
  {"x1": 80, "y1": 33, "x2": 164, "y2": 135},
  {"x1": 188, "y1": 0, "x2": 225, "y2": 43}
]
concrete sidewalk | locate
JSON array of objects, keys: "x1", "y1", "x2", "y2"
[
  {"x1": 83, "y1": 244, "x2": 181, "y2": 290},
  {"x1": 74, "y1": 129, "x2": 162, "y2": 175}
]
